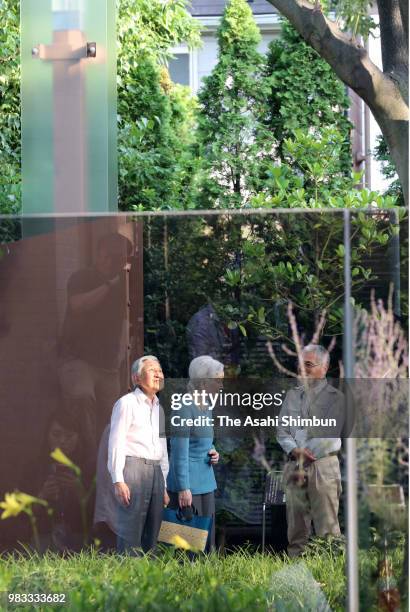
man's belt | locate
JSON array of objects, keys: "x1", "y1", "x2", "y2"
[
  {"x1": 288, "y1": 450, "x2": 339, "y2": 462},
  {"x1": 126, "y1": 456, "x2": 161, "y2": 465},
  {"x1": 317, "y1": 451, "x2": 339, "y2": 460}
]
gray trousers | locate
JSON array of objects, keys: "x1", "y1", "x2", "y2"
[
  {"x1": 116, "y1": 457, "x2": 164, "y2": 555},
  {"x1": 168, "y1": 490, "x2": 215, "y2": 551}
]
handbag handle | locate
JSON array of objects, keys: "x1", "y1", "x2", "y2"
[{"x1": 176, "y1": 505, "x2": 198, "y2": 522}]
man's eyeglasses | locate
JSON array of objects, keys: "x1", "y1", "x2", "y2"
[{"x1": 302, "y1": 361, "x2": 320, "y2": 369}]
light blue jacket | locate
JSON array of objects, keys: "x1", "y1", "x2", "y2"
[{"x1": 167, "y1": 402, "x2": 217, "y2": 495}]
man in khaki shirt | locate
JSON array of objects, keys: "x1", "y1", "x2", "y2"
[{"x1": 277, "y1": 344, "x2": 344, "y2": 557}]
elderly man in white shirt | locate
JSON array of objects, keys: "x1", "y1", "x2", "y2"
[{"x1": 107, "y1": 355, "x2": 169, "y2": 554}]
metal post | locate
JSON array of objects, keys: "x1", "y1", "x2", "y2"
[
  {"x1": 388, "y1": 209, "x2": 401, "y2": 318},
  {"x1": 22, "y1": 0, "x2": 117, "y2": 214},
  {"x1": 344, "y1": 209, "x2": 359, "y2": 611},
  {"x1": 261, "y1": 502, "x2": 266, "y2": 554}
]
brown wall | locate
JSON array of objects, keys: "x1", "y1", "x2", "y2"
[{"x1": 0, "y1": 216, "x2": 143, "y2": 550}]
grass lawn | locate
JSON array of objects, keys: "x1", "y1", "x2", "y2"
[{"x1": 0, "y1": 544, "x2": 405, "y2": 611}]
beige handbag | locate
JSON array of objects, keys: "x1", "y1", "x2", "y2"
[{"x1": 158, "y1": 506, "x2": 212, "y2": 552}]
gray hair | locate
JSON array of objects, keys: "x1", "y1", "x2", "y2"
[
  {"x1": 131, "y1": 355, "x2": 161, "y2": 378},
  {"x1": 188, "y1": 356, "x2": 224, "y2": 380},
  {"x1": 302, "y1": 344, "x2": 330, "y2": 367}
]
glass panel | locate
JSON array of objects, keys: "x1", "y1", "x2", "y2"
[
  {"x1": 21, "y1": 0, "x2": 117, "y2": 214},
  {"x1": 21, "y1": 0, "x2": 54, "y2": 214},
  {"x1": 52, "y1": 0, "x2": 84, "y2": 31},
  {"x1": 0, "y1": 215, "x2": 139, "y2": 552},
  {"x1": 83, "y1": 0, "x2": 117, "y2": 212},
  {"x1": 0, "y1": 210, "x2": 407, "y2": 611}
]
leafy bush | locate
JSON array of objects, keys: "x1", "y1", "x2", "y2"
[
  {"x1": 118, "y1": 54, "x2": 197, "y2": 211},
  {"x1": 0, "y1": 0, "x2": 20, "y2": 214}
]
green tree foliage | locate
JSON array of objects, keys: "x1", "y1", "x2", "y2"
[
  {"x1": 266, "y1": 0, "x2": 409, "y2": 204},
  {"x1": 117, "y1": 0, "x2": 200, "y2": 61},
  {"x1": 0, "y1": 0, "x2": 20, "y2": 215},
  {"x1": 251, "y1": 126, "x2": 395, "y2": 209},
  {"x1": 330, "y1": 0, "x2": 378, "y2": 39},
  {"x1": 118, "y1": 56, "x2": 197, "y2": 210},
  {"x1": 195, "y1": 0, "x2": 271, "y2": 208},
  {"x1": 195, "y1": 6, "x2": 358, "y2": 209},
  {"x1": 238, "y1": 126, "x2": 403, "y2": 347},
  {"x1": 0, "y1": 0, "x2": 200, "y2": 215},
  {"x1": 374, "y1": 136, "x2": 405, "y2": 206},
  {"x1": 222, "y1": 212, "x2": 402, "y2": 344},
  {"x1": 263, "y1": 21, "x2": 352, "y2": 178},
  {"x1": 116, "y1": 0, "x2": 201, "y2": 210},
  {"x1": 138, "y1": 2, "x2": 404, "y2": 372}
]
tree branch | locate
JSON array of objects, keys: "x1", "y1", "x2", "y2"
[
  {"x1": 266, "y1": 0, "x2": 408, "y2": 118},
  {"x1": 377, "y1": 0, "x2": 408, "y2": 75},
  {"x1": 264, "y1": 3, "x2": 364, "y2": 87},
  {"x1": 266, "y1": 0, "x2": 409, "y2": 204}
]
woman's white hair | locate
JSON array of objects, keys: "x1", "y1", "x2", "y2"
[
  {"x1": 131, "y1": 355, "x2": 160, "y2": 378},
  {"x1": 188, "y1": 355, "x2": 224, "y2": 380}
]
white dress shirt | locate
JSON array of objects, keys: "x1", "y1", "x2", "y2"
[{"x1": 108, "y1": 387, "x2": 169, "y2": 484}]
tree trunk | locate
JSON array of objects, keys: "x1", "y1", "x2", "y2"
[
  {"x1": 266, "y1": 0, "x2": 409, "y2": 204},
  {"x1": 376, "y1": 114, "x2": 408, "y2": 205},
  {"x1": 234, "y1": 144, "x2": 241, "y2": 196}
]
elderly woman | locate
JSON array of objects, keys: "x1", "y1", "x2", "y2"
[{"x1": 167, "y1": 355, "x2": 223, "y2": 550}]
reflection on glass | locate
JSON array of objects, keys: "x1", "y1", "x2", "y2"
[
  {"x1": 58, "y1": 231, "x2": 132, "y2": 479},
  {"x1": 21, "y1": 0, "x2": 117, "y2": 213},
  {"x1": 52, "y1": 0, "x2": 84, "y2": 30},
  {"x1": 0, "y1": 211, "x2": 407, "y2": 608}
]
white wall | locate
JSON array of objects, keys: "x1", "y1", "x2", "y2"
[{"x1": 196, "y1": 35, "x2": 219, "y2": 86}]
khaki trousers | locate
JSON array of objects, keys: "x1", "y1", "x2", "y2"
[{"x1": 283, "y1": 455, "x2": 342, "y2": 557}]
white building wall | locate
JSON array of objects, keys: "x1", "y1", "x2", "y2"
[
  {"x1": 196, "y1": 35, "x2": 219, "y2": 86},
  {"x1": 169, "y1": 12, "x2": 387, "y2": 193}
]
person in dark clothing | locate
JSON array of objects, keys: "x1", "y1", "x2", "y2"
[
  {"x1": 58, "y1": 233, "x2": 132, "y2": 477},
  {"x1": 30, "y1": 411, "x2": 87, "y2": 552},
  {"x1": 186, "y1": 303, "x2": 240, "y2": 369}
]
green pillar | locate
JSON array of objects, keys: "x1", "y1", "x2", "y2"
[{"x1": 21, "y1": 0, "x2": 117, "y2": 214}]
